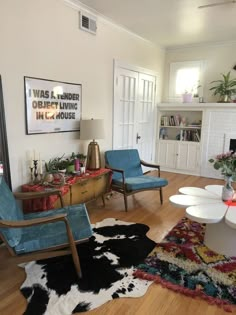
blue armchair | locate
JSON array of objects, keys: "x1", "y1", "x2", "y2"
[
  {"x1": 0, "y1": 176, "x2": 92, "y2": 278},
  {"x1": 105, "y1": 149, "x2": 168, "y2": 211}
]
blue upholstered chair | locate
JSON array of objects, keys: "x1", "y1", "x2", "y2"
[
  {"x1": 105, "y1": 149, "x2": 168, "y2": 211},
  {"x1": 0, "y1": 176, "x2": 92, "y2": 278}
]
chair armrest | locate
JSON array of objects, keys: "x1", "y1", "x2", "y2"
[
  {"x1": 140, "y1": 160, "x2": 161, "y2": 176},
  {"x1": 105, "y1": 164, "x2": 124, "y2": 174},
  {"x1": 14, "y1": 189, "x2": 64, "y2": 208},
  {"x1": 140, "y1": 160, "x2": 160, "y2": 169},
  {"x1": 105, "y1": 164, "x2": 126, "y2": 188},
  {"x1": 0, "y1": 213, "x2": 67, "y2": 228},
  {"x1": 14, "y1": 189, "x2": 62, "y2": 200}
]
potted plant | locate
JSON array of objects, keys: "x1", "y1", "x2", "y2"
[
  {"x1": 45, "y1": 155, "x2": 66, "y2": 173},
  {"x1": 65, "y1": 152, "x2": 77, "y2": 173},
  {"x1": 182, "y1": 82, "x2": 201, "y2": 103},
  {"x1": 209, "y1": 71, "x2": 236, "y2": 103}
]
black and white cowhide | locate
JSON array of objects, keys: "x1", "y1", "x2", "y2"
[{"x1": 20, "y1": 218, "x2": 156, "y2": 315}]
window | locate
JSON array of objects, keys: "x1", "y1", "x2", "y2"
[{"x1": 169, "y1": 61, "x2": 205, "y2": 101}]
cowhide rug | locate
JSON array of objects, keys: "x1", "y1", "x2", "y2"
[{"x1": 20, "y1": 218, "x2": 156, "y2": 315}]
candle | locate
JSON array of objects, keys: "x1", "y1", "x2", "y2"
[
  {"x1": 39, "y1": 159, "x2": 43, "y2": 174},
  {"x1": 30, "y1": 159, "x2": 33, "y2": 168},
  {"x1": 34, "y1": 150, "x2": 36, "y2": 160}
]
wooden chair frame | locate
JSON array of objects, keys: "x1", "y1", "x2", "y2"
[
  {"x1": 105, "y1": 160, "x2": 163, "y2": 211},
  {"x1": 0, "y1": 189, "x2": 88, "y2": 278}
]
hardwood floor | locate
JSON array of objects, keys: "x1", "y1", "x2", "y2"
[{"x1": 0, "y1": 171, "x2": 231, "y2": 315}]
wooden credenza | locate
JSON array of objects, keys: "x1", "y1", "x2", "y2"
[
  {"x1": 22, "y1": 168, "x2": 111, "y2": 213},
  {"x1": 54, "y1": 168, "x2": 111, "y2": 208}
]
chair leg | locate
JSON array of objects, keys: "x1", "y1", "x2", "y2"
[
  {"x1": 64, "y1": 218, "x2": 82, "y2": 278},
  {"x1": 159, "y1": 188, "x2": 163, "y2": 204},
  {"x1": 124, "y1": 194, "x2": 128, "y2": 212},
  {"x1": 101, "y1": 195, "x2": 105, "y2": 207}
]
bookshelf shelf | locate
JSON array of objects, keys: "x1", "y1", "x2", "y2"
[
  {"x1": 157, "y1": 106, "x2": 203, "y2": 175},
  {"x1": 161, "y1": 126, "x2": 201, "y2": 129}
]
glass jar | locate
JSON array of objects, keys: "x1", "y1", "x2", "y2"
[{"x1": 222, "y1": 175, "x2": 234, "y2": 202}]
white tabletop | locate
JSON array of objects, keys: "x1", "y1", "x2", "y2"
[
  {"x1": 179, "y1": 187, "x2": 221, "y2": 199},
  {"x1": 169, "y1": 185, "x2": 236, "y2": 229},
  {"x1": 169, "y1": 195, "x2": 221, "y2": 208},
  {"x1": 205, "y1": 185, "x2": 223, "y2": 198},
  {"x1": 186, "y1": 203, "x2": 228, "y2": 224},
  {"x1": 225, "y1": 207, "x2": 236, "y2": 229}
]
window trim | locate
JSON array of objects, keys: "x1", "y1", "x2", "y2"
[{"x1": 168, "y1": 60, "x2": 205, "y2": 102}]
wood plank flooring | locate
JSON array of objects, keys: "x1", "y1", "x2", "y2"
[{"x1": 0, "y1": 171, "x2": 232, "y2": 315}]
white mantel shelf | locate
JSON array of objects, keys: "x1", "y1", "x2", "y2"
[{"x1": 158, "y1": 103, "x2": 236, "y2": 110}]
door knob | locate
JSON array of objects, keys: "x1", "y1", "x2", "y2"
[{"x1": 136, "y1": 133, "x2": 141, "y2": 144}]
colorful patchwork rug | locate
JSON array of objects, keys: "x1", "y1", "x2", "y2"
[{"x1": 134, "y1": 217, "x2": 236, "y2": 312}]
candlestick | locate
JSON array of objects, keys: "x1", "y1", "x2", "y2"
[{"x1": 33, "y1": 160, "x2": 39, "y2": 183}]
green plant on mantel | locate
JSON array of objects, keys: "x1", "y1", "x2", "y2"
[{"x1": 209, "y1": 71, "x2": 236, "y2": 103}]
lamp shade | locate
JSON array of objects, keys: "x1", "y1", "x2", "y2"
[{"x1": 80, "y1": 119, "x2": 105, "y2": 140}]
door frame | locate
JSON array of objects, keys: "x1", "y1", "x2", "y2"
[
  {"x1": 113, "y1": 59, "x2": 158, "y2": 161},
  {"x1": 0, "y1": 76, "x2": 12, "y2": 189}
]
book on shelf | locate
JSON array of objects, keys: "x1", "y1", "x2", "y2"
[
  {"x1": 161, "y1": 116, "x2": 169, "y2": 126},
  {"x1": 174, "y1": 114, "x2": 181, "y2": 126},
  {"x1": 179, "y1": 129, "x2": 200, "y2": 142},
  {"x1": 161, "y1": 115, "x2": 182, "y2": 127}
]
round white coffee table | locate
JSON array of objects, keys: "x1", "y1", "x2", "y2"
[{"x1": 169, "y1": 185, "x2": 236, "y2": 256}]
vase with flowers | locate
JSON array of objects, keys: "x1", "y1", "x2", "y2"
[{"x1": 209, "y1": 151, "x2": 236, "y2": 201}]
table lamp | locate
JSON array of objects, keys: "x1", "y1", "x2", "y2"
[{"x1": 80, "y1": 119, "x2": 105, "y2": 170}]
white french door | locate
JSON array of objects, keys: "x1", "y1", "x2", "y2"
[
  {"x1": 136, "y1": 73, "x2": 156, "y2": 162},
  {"x1": 113, "y1": 62, "x2": 156, "y2": 163}
]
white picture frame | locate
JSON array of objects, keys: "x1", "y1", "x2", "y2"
[{"x1": 24, "y1": 76, "x2": 82, "y2": 134}]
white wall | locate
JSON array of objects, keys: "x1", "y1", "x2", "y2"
[
  {"x1": 163, "y1": 42, "x2": 236, "y2": 102},
  {"x1": 0, "y1": 0, "x2": 165, "y2": 190}
]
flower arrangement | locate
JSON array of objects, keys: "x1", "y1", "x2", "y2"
[{"x1": 209, "y1": 151, "x2": 236, "y2": 180}]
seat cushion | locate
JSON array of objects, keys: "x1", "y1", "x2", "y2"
[
  {"x1": 105, "y1": 149, "x2": 143, "y2": 180},
  {"x1": 113, "y1": 176, "x2": 168, "y2": 192},
  {"x1": 14, "y1": 204, "x2": 93, "y2": 254},
  {"x1": 0, "y1": 177, "x2": 23, "y2": 247}
]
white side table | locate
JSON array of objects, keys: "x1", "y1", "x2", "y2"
[{"x1": 169, "y1": 185, "x2": 236, "y2": 256}]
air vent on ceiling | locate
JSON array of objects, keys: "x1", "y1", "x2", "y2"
[{"x1": 79, "y1": 11, "x2": 97, "y2": 35}]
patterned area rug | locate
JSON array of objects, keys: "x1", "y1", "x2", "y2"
[
  {"x1": 134, "y1": 217, "x2": 236, "y2": 312},
  {"x1": 20, "y1": 218, "x2": 156, "y2": 315}
]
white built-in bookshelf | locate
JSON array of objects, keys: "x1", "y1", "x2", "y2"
[
  {"x1": 156, "y1": 103, "x2": 236, "y2": 178},
  {"x1": 159, "y1": 110, "x2": 202, "y2": 142},
  {"x1": 157, "y1": 106, "x2": 202, "y2": 175}
]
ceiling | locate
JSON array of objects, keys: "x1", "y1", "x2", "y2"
[{"x1": 75, "y1": 0, "x2": 236, "y2": 49}]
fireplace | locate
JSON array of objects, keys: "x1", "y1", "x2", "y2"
[
  {"x1": 230, "y1": 139, "x2": 236, "y2": 153},
  {"x1": 223, "y1": 134, "x2": 236, "y2": 154}
]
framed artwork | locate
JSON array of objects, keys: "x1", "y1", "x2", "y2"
[{"x1": 24, "y1": 76, "x2": 82, "y2": 134}]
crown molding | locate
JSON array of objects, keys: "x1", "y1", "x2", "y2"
[
  {"x1": 63, "y1": 0, "x2": 163, "y2": 50},
  {"x1": 63, "y1": 0, "x2": 236, "y2": 51},
  {"x1": 166, "y1": 39, "x2": 236, "y2": 51}
]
